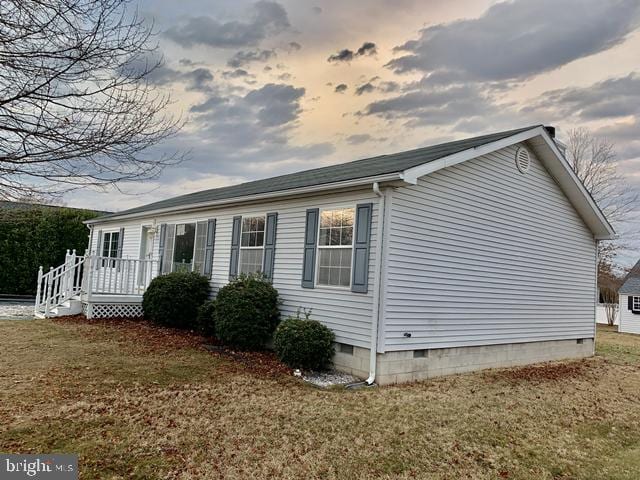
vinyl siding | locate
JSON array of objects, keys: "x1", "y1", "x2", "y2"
[
  {"x1": 383, "y1": 143, "x2": 597, "y2": 351},
  {"x1": 89, "y1": 221, "x2": 143, "y2": 259},
  {"x1": 619, "y1": 295, "x2": 640, "y2": 334},
  {"x1": 90, "y1": 189, "x2": 379, "y2": 348}
]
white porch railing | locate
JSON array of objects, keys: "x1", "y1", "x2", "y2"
[
  {"x1": 35, "y1": 251, "x2": 159, "y2": 317},
  {"x1": 84, "y1": 255, "x2": 157, "y2": 296},
  {"x1": 36, "y1": 250, "x2": 86, "y2": 317}
]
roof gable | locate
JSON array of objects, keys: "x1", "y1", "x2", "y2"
[{"x1": 620, "y1": 260, "x2": 640, "y2": 295}]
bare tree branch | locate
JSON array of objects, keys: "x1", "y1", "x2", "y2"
[
  {"x1": 0, "y1": 0, "x2": 184, "y2": 200},
  {"x1": 566, "y1": 127, "x2": 637, "y2": 278}
]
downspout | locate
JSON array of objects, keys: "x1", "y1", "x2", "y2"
[{"x1": 367, "y1": 181, "x2": 386, "y2": 385}]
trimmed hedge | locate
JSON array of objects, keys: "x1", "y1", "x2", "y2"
[
  {"x1": 274, "y1": 314, "x2": 335, "y2": 370},
  {"x1": 0, "y1": 205, "x2": 100, "y2": 295},
  {"x1": 142, "y1": 272, "x2": 210, "y2": 329},
  {"x1": 215, "y1": 274, "x2": 279, "y2": 349}
]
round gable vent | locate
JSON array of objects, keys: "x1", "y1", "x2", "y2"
[{"x1": 515, "y1": 146, "x2": 530, "y2": 173}]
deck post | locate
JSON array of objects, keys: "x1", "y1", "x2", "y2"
[
  {"x1": 44, "y1": 266, "x2": 53, "y2": 317},
  {"x1": 35, "y1": 266, "x2": 43, "y2": 311}
]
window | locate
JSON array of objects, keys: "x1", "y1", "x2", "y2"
[
  {"x1": 633, "y1": 296, "x2": 640, "y2": 311},
  {"x1": 161, "y1": 222, "x2": 209, "y2": 275},
  {"x1": 239, "y1": 216, "x2": 265, "y2": 275},
  {"x1": 173, "y1": 223, "x2": 196, "y2": 272},
  {"x1": 101, "y1": 231, "x2": 120, "y2": 258},
  {"x1": 317, "y1": 208, "x2": 354, "y2": 287}
]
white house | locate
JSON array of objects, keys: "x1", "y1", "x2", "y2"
[
  {"x1": 618, "y1": 260, "x2": 640, "y2": 334},
  {"x1": 35, "y1": 125, "x2": 614, "y2": 384}
]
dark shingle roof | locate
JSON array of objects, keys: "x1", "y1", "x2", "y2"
[
  {"x1": 619, "y1": 260, "x2": 640, "y2": 295},
  {"x1": 94, "y1": 125, "x2": 540, "y2": 221}
]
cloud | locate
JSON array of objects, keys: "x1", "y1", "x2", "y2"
[
  {"x1": 355, "y1": 82, "x2": 375, "y2": 96},
  {"x1": 525, "y1": 72, "x2": 640, "y2": 121},
  {"x1": 328, "y1": 49, "x2": 354, "y2": 63},
  {"x1": 346, "y1": 134, "x2": 372, "y2": 145},
  {"x1": 165, "y1": 1, "x2": 290, "y2": 49},
  {"x1": 123, "y1": 53, "x2": 214, "y2": 92},
  {"x1": 387, "y1": 0, "x2": 640, "y2": 82},
  {"x1": 356, "y1": 42, "x2": 377, "y2": 56},
  {"x1": 360, "y1": 84, "x2": 503, "y2": 128},
  {"x1": 244, "y1": 83, "x2": 306, "y2": 127},
  {"x1": 288, "y1": 42, "x2": 302, "y2": 51},
  {"x1": 312, "y1": 6, "x2": 322, "y2": 15},
  {"x1": 183, "y1": 68, "x2": 215, "y2": 92},
  {"x1": 328, "y1": 41, "x2": 378, "y2": 63},
  {"x1": 227, "y1": 49, "x2": 276, "y2": 68},
  {"x1": 334, "y1": 83, "x2": 348, "y2": 93},
  {"x1": 222, "y1": 68, "x2": 253, "y2": 79}
]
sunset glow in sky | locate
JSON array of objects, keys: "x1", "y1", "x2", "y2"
[{"x1": 67, "y1": 0, "x2": 640, "y2": 263}]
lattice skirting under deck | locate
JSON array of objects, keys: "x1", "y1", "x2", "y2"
[{"x1": 83, "y1": 302, "x2": 144, "y2": 319}]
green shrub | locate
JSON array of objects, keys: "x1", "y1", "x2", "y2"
[
  {"x1": 274, "y1": 310, "x2": 335, "y2": 370},
  {"x1": 215, "y1": 274, "x2": 280, "y2": 349},
  {"x1": 142, "y1": 272, "x2": 210, "y2": 329},
  {"x1": 197, "y1": 300, "x2": 217, "y2": 336}
]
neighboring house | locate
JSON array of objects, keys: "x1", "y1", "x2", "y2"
[
  {"x1": 618, "y1": 260, "x2": 640, "y2": 334},
  {"x1": 35, "y1": 125, "x2": 614, "y2": 384}
]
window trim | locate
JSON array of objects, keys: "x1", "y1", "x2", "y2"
[
  {"x1": 239, "y1": 214, "x2": 267, "y2": 275},
  {"x1": 315, "y1": 206, "x2": 356, "y2": 290},
  {"x1": 162, "y1": 218, "x2": 214, "y2": 275},
  {"x1": 101, "y1": 230, "x2": 120, "y2": 259},
  {"x1": 633, "y1": 296, "x2": 640, "y2": 311}
]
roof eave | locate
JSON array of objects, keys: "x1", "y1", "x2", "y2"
[{"x1": 84, "y1": 172, "x2": 404, "y2": 225}]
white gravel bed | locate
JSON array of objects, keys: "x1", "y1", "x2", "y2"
[
  {"x1": 301, "y1": 370, "x2": 361, "y2": 388},
  {"x1": 0, "y1": 303, "x2": 36, "y2": 320}
]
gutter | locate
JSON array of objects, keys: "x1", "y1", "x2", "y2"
[
  {"x1": 367, "y1": 181, "x2": 387, "y2": 385},
  {"x1": 85, "y1": 172, "x2": 404, "y2": 225}
]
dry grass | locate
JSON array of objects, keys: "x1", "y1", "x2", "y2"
[{"x1": 1, "y1": 320, "x2": 640, "y2": 479}]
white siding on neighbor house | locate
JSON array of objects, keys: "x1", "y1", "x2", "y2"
[
  {"x1": 92, "y1": 188, "x2": 379, "y2": 348},
  {"x1": 619, "y1": 295, "x2": 640, "y2": 334},
  {"x1": 382, "y1": 143, "x2": 597, "y2": 351}
]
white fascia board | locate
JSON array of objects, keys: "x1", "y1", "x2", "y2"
[
  {"x1": 402, "y1": 127, "x2": 546, "y2": 184},
  {"x1": 85, "y1": 172, "x2": 403, "y2": 226},
  {"x1": 401, "y1": 126, "x2": 615, "y2": 240},
  {"x1": 527, "y1": 132, "x2": 615, "y2": 240}
]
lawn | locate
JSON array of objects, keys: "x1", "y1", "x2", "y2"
[{"x1": 1, "y1": 319, "x2": 640, "y2": 480}]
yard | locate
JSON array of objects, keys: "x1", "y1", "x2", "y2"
[{"x1": 1, "y1": 319, "x2": 639, "y2": 480}]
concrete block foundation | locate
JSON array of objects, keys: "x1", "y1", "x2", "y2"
[{"x1": 333, "y1": 338, "x2": 594, "y2": 385}]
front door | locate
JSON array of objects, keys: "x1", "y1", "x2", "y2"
[{"x1": 138, "y1": 226, "x2": 155, "y2": 285}]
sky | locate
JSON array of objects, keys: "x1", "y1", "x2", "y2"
[{"x1": 66, "y1": 0, "x2": 640, "y2": 265}]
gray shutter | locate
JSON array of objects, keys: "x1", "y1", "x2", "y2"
[
  {"x1": 351, "y1": 203, "x2": 373, "y2": 293},
  {"x1": 301, "y1": 208, "x2": 319, "y2": 288},
  {"x1": 158, "y1": 224, "x2": 167, "y2": 274},
  {"x1": 117, "y1": 227, "x2": 125, "y2": 258},
  {"x1": 96, "y1": 230, "x2": 103, "y2": 256},
  {"x1": 203, "y1": 219, "x2": 216, "y2": 278},
  {"x1": 262, "y1": 212, "x2": 278, "y2": 282},
  {"x1": 229, "y1": 216, "x2": 242, "y2": 280}
]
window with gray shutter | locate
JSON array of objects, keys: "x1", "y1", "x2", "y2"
[
  {"x1": 229, "y1": 216, "x2": 242, "y2": 280},
  {"x1": 351, "y1": 203, "x2": 372, "y2": 293},
  {"x1": 158, "y1": 224, "x2": 166, "y2": 273},
  {"x1": 262, "y1": 212, "x2": 277, "y2": 282},
  {"x1": 161, "y1": 224, "x2": 175, "y2": 275},
  {"x1": 301, "y1": 208, "x2": 319, "y2": 288},
  {"x1": 203, "y1": 219, "x2": 216, "y2": 278}
]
